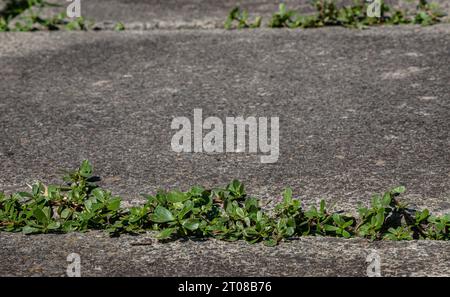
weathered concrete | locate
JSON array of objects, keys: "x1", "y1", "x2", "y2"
[
  {"x1": 1, "y1": 27, "x2": 449, "y2": 211},
  {"x1": 0, "y1": 26, "x2": 449, "y2": 276},
  {"x1": 4, "y1": 0, "x2": 450, "y2": 30},
  {"x1": 1, "y1": 231, "x2": 449, "y2": 276}
]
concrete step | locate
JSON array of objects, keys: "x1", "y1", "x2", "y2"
[
  {"x1": 1, "y1": 231, "x2": 449, "y2": 276},
  {"x1": 3, "y1": 0, "x2": 449, "y2": 30},
  {"x1": 0, "y1": 25, "x2": 449, "y2": 276}
]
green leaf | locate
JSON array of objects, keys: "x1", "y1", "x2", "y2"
[
  {"x1": 283, "y1": 188, "x2": 293, "y2": 204},
  {"x1": 320, "y1": 200, "x2": 326, "y2": 213},
  {"x1": 286, "y1": 226, "x2": 295, "y2": 236},
  {"x1": 182, "y1": 219, "x2": 200, "y2": 231},
  {"x1": 264, "y1": 238, "x2": 278, "y2": 247},
  {"x1": 107, "y1": 197, "x2": 121, "y2": 211},
  {"x1": 150, "y1": 206, "x2": 175, "y2": 223},
  {"x1": 391, "y1": 186, "x2": 406, "y2": 194},
  {"x1": 22, "y1": 226, "x2": 39, "y2": 234},
  {"x1": 324, "y1": 225, "x2": 339, "y2": 232},
  {"x1": 79, "y1": 160, "x2": 93, "y2": 177},
  {"x1": 157, "y1": 227, "x2": 176, "y2": 239},
  {"x1": 33, "y1": 207, "x2": 48, "y2": 224},
  {"x1": 61, "y1": 208, "x2": 71, "y2": 219},
  {"x1": 342, "y1": 230, "x2": 351, "y2": 238},
  {"x1": 47, "y1": 221, "x2": 61, "y2": 230},
  {"x1": 18, "y1": 192, "x2": 33, "y2": 198},
  {"x1": 92, "y1": 188, "x2": 105, "y2": 201},
  {"x1": 235, "y1": 208, "x2": 245, "y2": 219},
  {"x1": 167, "y1": 191, "x2": 188, "y2": 203},
  {"x1": 178, "y1": 200, "x2": 194, "y2": 220},
  {"x1": 375, "y1": 211, "x2": 385, "y2": 228}
]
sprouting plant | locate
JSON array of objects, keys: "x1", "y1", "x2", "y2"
[
  {"x1": 268, "y1": 3, "x2": 298, "y2": 28},
  {"x1": 414, "y1": 0, "x2": 446, "y2": 25},
  {"x1": 0, "y1": 17, "x2": 10, "y2": 31},
  {"x1": 426, "y1": 214, "x2": 450, "y2": 240},
  {"x1": 114, "y1": 22, "x2": 125, "y2": 31},
  {"x1": 325, "y1": 213, "x2": 354, "y2": 238},
  {"x1": 383, "y1": 226, "x2": 413, "y2": 240},
  {"x1": 224, "y1": 7, "x2": 262, "y2": 29}
]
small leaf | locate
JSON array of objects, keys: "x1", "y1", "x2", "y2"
[
  {"x1": 22, "y1": 226, "x2": 39, "y2": 234},
  {"x1": 167, "y1": 191, "x2": 188, "y2": 203},
  {"x1": 61, "y1": 208, "x2": 71, "y2": 219},
  {"x1": 235, "y1": 208, "x2": 245, "y2": 219},
  {"x1": 391, "y1": 186, "x2": 406, "y2": 194},
  {"x1": 178, "y1": 200, "x2": 194, "y2": 220},
  {"x1": 33, "y1": 208, "x2": 48, "y2": 224},
  {"x1": 47, "y1": 221, "x2": 61, "y2": 230},
  {"x1": 324, "y1": 225, "x2": 339, "y2": 232},
  {"x1": 182, "y1": 219, "x2": 200, "y2": 231},
  {"x1": 157, "y1": 228, "x2": 176, "y2": 239},
  {"x1": 79, "y1": 160, "x2": 93, "y2": 177},
  {"x1": 150, "y1": 206, "x2": 175, "y2": 223},
  {"x1": 342, "y1": 230, "x2": 351, "y2": 238},
  {"x1": 264, "y1": 238, "x2": 278, "y2": 247},
  {"x1": 107, "y1": 197, "x2": 121, "y2": 211},
  {"x1": 283, "y1": 188, "x2": 293, "y2": 205}
]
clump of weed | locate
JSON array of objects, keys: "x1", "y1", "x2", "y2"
[
  {"x1": 414, "y1": 0, "x2": 446, "y2": 25},
  {"x1": 224, "y1": 7, "x2": 262, "y2": 29},
  {"x1": 0, "y1": 161, "x2": 448, "y2": 245},
  {"x1": 0, "y1": 0, "x2": 92, "y2": 31},
  {"x1": 226, "y1": 0, "x2": 446, "y2": 30},
  {"x1": 114, "y1": 22, "x2": 125, "y2": 31}
]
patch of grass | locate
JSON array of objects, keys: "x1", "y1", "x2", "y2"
[
  {"x1": 0, "y1": 160, "x2": 448, "y2": 245},
  {"x1": 226, "y1": 0, "x2": 446, "y2": 30}
]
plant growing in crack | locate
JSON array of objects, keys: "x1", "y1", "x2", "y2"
[
  {"x1": 0, "y1": 160, "x2": 448, "y2": 245},
  {"x1": 224, "y1": 7, "x2": 262, "y2": 29}
]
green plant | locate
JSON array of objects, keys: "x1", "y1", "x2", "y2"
[
  {"x1": 225, "y1": 1, "x2": 446, "y2": 30},
  {"x1": 224, "y1": 7, "x2": 262, "y2": 29},
  {"x1": 414, "y1": 0, "x2": 446, "y2": 25},
  {"x1": 268, "y1": 3, "x2": 298, "y2": 28},
  {"x1": 0, "y1": 161, "x2": 449, "y2": 245},
  {"x1": 114, "y1": 22, "x2": 125, "y2": 31},
  {"x1": 383, "y1": 226, "x2": 413, "y2": 240},
  {"x1": 0, "y1": 0, "x2": 92, "y2": 31}
]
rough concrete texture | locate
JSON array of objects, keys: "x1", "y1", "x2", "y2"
[
  {"x1": 1, "y1": 231, "x2": 449, "y2": 276},
  {"x1": 5, "y1": 0, "x2": 450, "y2": 29},
  {"x1": 0, "y1": 25, "x2": 449, "y2": 275},
  {"x1": 1, "y1": 26, "x2": 449, "y2": 211}
]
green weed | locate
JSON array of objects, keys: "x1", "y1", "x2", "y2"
[
  {"x1": 224, "y1": 7, "x2": 262, "y2": 29},
  {"x1": 0, "y1": 0, "x2": 92, "y2": 31},
  {"x1": 226, "y1": 0, "x2": 446, "y2": 29},
  {"x1": 0, "y1": 161, "x2": 448, "y2": 245}
]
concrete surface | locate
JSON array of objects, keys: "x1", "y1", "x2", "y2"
[
  {"x1": 1, "y1": 231, "x2": 449, "y2": 276},
  {"x1": 1, "y1": 27, "x2": 449, "y2": 212},
  {"x1": 0, "y1": 7, "x2": 449, "y2": 276},
  {"x1": 4, "y1": 0, "x2": 450, "y2": 30}
]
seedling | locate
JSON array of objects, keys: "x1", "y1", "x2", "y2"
[
  {"x1": 224, "y1": 7, "x2": 262, "y2": 29},
  {"x1": 268, "y1": 3, "x2": 298, "y2": 28},
  {"x1": 114, "y1": 22, "x2": 125, "y2": 31}
]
